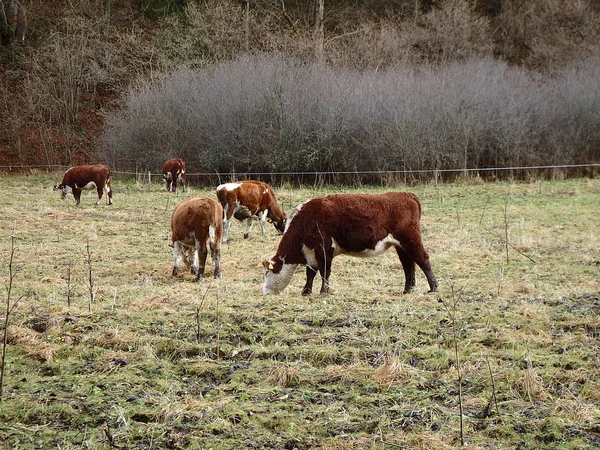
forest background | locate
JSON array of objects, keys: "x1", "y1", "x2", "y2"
[{"x1": 1, "y1": 0, "x2": 599, "y2": 181}]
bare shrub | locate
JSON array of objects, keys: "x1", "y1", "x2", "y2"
[{"x1": 102, "y1": 54, "x2": 600, "y2": 182}]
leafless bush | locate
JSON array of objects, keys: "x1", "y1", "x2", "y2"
[{"x1": 102, "y1": 53, "x2": 600, "y2": 182}]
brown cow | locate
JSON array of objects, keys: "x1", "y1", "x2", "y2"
[
  {"x1": 54, "y1": 164, "x2": 113, "y2": 206},
  {"x1": 262, "y1": 192, "x2": 438, "y2": 296},
  {"x1": 170, "y1": 198, "x2": 223, "y2": 281},
  {"x1": 216, "y1": 180, "x2": 286, "y2": 243},
  {"x1": 162, "y1": 158, "x2": 187, "y2": 193}
]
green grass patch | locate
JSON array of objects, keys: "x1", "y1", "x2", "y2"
[{"x1": 0, "y1": 173, "x2": 599, "y2": 449}]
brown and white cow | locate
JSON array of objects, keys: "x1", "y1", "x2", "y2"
[
  {"x1": 170, "y1": 198, "x2": 223, "y2": 281},
  {"x1": 54, "y1": 164, "x2": 113, "y2": 206},
  {"x1": 162, "y1": 158, "x2": 187, "y2": 193},
  {"x1": 262, "y1": 192, "x2": 438, "y2": 296},
  {"x1": 216, "y1": 180, "x2": 287, "y2": 243}
]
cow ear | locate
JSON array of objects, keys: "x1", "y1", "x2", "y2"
[{"x1": 262, "y1": 260, "x2": 274, "y2": 270}]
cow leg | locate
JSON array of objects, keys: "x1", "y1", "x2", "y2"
[
  {"x1": 258, "y1": 210, "x2": 268, "y2": 236},
  {"x1": 73, "y1": 189, "x2": 82, "y2": 206},
  {"x1": 415, "y1": 253, "x2": 438, "y2": 293},
  {"x1": 210, "y1": 242, "x2": 221, "y2": 278},
  {"x1": 402, "y1": 240, "x2": 438, "y2": 293},
  {"x1": 318, "y1": 247, "x2": 334, "y2": 295},
  {"x1": 302, "y1": 266, "x2": 318, "y2": 296},
  {"x1": 243, "y1": 217, "x2": 253, "y2": 239},
  {"x1": 195, "y1": 243, "x2": 208, "y2": 282},
  {"x1": 222, "y1": 205, "x2": 235, "y2": 243},
  {"x1": 395, "y1": 246, "x2": 416, "y2": 293},
  {"x1": 172, "y1": 242, "x2": 186, "y2": 276},
  {"x1": 318, "y1": 261, "x2": 333, "y2": 295},
  {"x1": 172, "y1": 176, "x2": 177, "y2": 193},
  {"x1": 105, "y1": 181, "x2": 113, "y2": 205},
  {"x1": 96, "y1": 185, "x2": 104, "y2": 206}
]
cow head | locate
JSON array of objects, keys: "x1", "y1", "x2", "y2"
[
  {"x1": 53, "y1": 183, "x2": 72, "y2": 199},
  {"x1": 262, "y1": 257, "x2": 297, "y2": 295},
  {"x1": 274, "y1": 218, "x2": 286, "y2": 234}
]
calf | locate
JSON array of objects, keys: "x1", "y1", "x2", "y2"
[
  {"x1": 262, "y1": 192, "x2": 438, "y2": 296},
  {"x1": 170, "y1": 198, "x2": 223, "y2": 281},
  {"x1": 216, "y1": 180, "x2": 286, "y2": 243},
  {"x1": 162, "y1": 158, "x2": 187, "y2": 192},
  {"x1": 54, "y1": 164, "x2": 113, "y2": 206}
]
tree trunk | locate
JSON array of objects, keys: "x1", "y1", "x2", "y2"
[
  {"x1": 243, "y1": 0, "x2": 250, "y2": 52},
  {"x1": 314, "y1": 0, "x2": 324, "y2": 62}
]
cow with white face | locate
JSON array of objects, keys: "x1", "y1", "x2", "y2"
[
  {"x1": 54, "y1": 164, "x2": 113, "y2": 206},
  {"x1": 162, "y1": 158, "x2": 187, "y2": 193},
  {"x1": 262, "y1": 192, "x2": 438, "y2": 296},
  {"x1": 216, "y1": 180, "x2": 286, "y2": 243},
  {"x1": 170, "y1": 198, "x2": 223, "y2": 281}
]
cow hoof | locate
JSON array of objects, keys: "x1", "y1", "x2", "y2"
[
  {"x1": 243, "y1": 234, "x2": 249, "y2": 239},
  {"x1": 301, "y1": 289, "x2": 312, "y2": 296}
]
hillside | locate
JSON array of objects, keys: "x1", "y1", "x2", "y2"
[{"x1": 1, "y1": 0, "x2": 599, "y2": 169}]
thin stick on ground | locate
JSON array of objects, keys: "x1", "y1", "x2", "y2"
[
  {"x1": 196, "y1": 282, "x2": 212, "y2": 343},
  {"x1": 66, "y1": 259, "x2": 73, "y2": 309},
  {"x1": 215, "y1": 282, "x2": 220, "y2": 360},
  {"x1": 439, "y1": 285, "x2": 465, "y2": 446},
  {"x1": 1, "y1": 234, "x2": 26, "y2": 402},
  {"x1": 86, "y1": 239, "x2": 94, "y2": 313},
  {"x1": 503, "y1": 193, "x2": 510, "y2": 265},
  {"x1": 486, "y1": 356, "x2": 500, "y2": 418}
]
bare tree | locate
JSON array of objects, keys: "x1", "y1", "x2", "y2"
[
  {"x1": 313, "y1": 0, "x2": 324, "y2": 61},
  {"x1": 0, "y1": 0, "x2": 27, "y2": 45},
  {"x1": 243, "y1": 0, "x2": 250, "y2": 52}
]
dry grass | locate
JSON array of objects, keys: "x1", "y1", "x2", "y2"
[{"x1": 0, "y1": 173, "x2": 599, "y2": 448}]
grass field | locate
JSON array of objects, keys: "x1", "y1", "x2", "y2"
[{"x1": 0, "y1": 173, "x2": 599, "y2": 449}]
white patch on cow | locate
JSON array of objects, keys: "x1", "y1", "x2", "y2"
[
  {"x1": 208, "y1": 225, "x2": 216, "y2": 245},
  {"x1": 301, "y1": 244, "x2": 319, "y2": 267},
  {"x1": 77, "y1": 181, "x2": 97, "y2": 190},
  {"x1": 332, "y1": 234, "x2": 401, "y2": 258},
  {"x1": 60, "y1": 185, "x2": 73, "y2": 198},
  {"x1": 217, "y1": 182, "x2": 242, "y2": 192},
  {"x1": 262, "y1": 262, "x2": 298, "y2": 295},
  {"x1": 258, "y1": 209, "x2": 268, "y2": 235},
  {"x1": 173, "y1": 241, "x2": 192, "y2": 272}
]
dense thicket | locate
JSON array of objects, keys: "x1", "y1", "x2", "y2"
[
  {"x1": 103, "y1": 54, "x2": 600, "y2": 182},
  {"x1": 1, "y1": 0, "x2": 600, "y2": 173}
]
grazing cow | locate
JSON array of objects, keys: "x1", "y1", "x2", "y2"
[
  {"x1": 162, "y1": 158, "x2": 187, "y2": 193},
  {"x1": 262, "y1": 192, "x2": 438, "y2": 296},
  {"x1": 216, "y1": 180, "x2": 287, "y2": 243},
  {"x1": 54, "y1": 164, "x2": 113, "y2": 206},
  {"x1": 170, "y1": 198, "x2": 223, "y2": 281}
]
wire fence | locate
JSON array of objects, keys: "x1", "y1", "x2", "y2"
[{"x1": 2, "y1": 163, "x2": 599, "y2": 185}]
